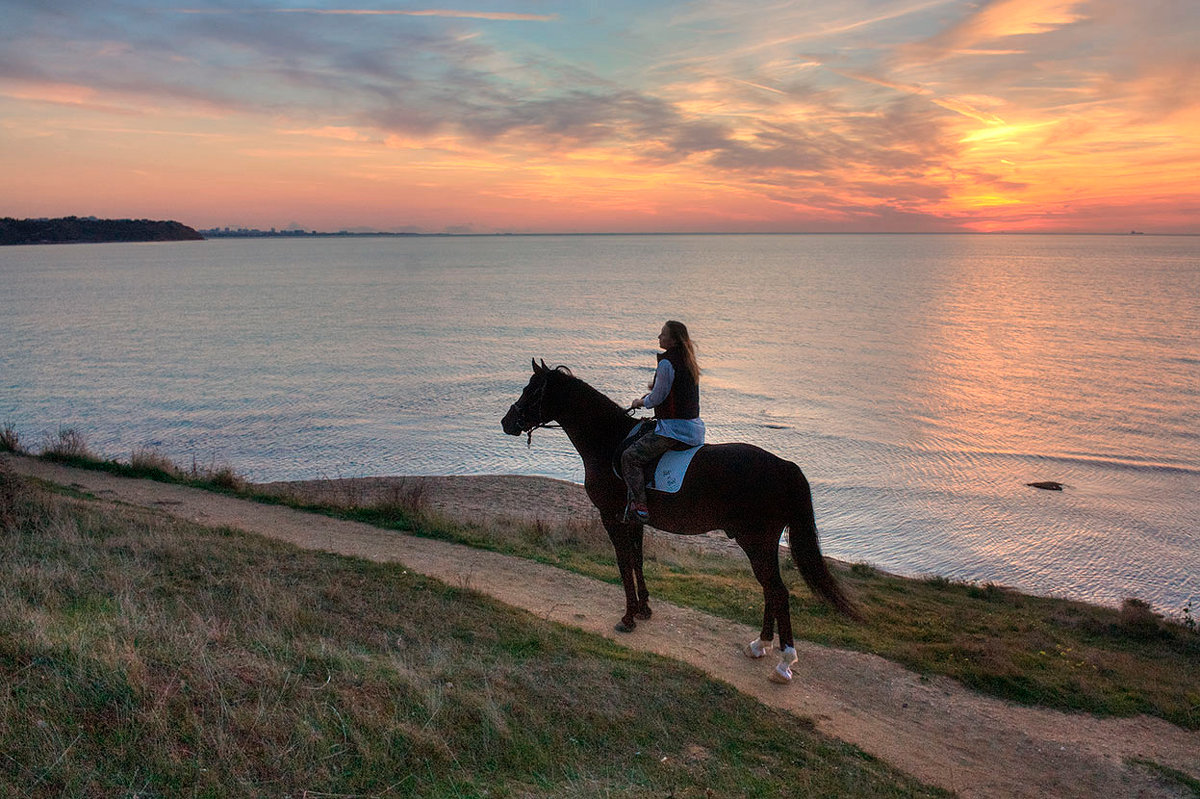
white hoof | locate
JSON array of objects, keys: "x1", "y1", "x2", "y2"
[
  {"x1": 769, "y1": 646, "x2": 798, "y2": 684},
  {"x1": 744, "y1": 638, "x2": 771, "y2": 659}
]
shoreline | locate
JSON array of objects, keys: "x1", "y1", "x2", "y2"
[
  {"x1": 2, "y1": 443, "x2": 1183, "y2": 613},
  {"x1": 253, "y1": 473, "x2": 1155, "y2": 610}
]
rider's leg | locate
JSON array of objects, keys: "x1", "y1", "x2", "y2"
[{"x1": 620, "y1": 433, "x2": 675, "y2": 515}]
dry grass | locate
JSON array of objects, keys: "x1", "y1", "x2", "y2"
[
  {"x1": 185, "y1": 454, "x2": 244, "y2": 491},
  {"x1": 1117, "y1": 597, "x2": 1167, "y2": 638},
  {"x1": 0, "y1": 472, "x2": 945, "y2": 798},
  {"x1": 129, "y1": 445, "x2": 184, "y2": 478},
  {"x1": 0, "y1": 461, "x2": 18, "y2": 530},
  {"x1": 40, "y1": 427, "x2": 95, "y2": 460},
  {"x1": 0, "y1": 424, "x2": 22, "y2": 454},
  {"x1": 264, "y1": 477, "x2": 433, "y2": 518},
  {"x1": 364, "y1": 480, "x2": 433, "y2": 518},
  {"x1": 462, "y1": 513, "x2": 614, "y2": 561}
]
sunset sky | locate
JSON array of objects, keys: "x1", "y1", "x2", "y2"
[{"x1": 2, "y1": 0, "x2": 1197, "y2": 233}]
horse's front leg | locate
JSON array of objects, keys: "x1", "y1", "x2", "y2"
[{"x1": 604, "y1": 518, "x2": 650, "y2": 632}]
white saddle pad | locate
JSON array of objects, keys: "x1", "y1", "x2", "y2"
[{"x1": 650, "y1": 446, "x2": 702, "y2": 493}]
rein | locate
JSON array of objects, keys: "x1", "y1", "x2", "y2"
[
  {"x1": 511, "y1": 368, "x2": 640, "y2": 448},
  {"x1": 523, "y1": 420, "x2": 561, "y2": 449}
]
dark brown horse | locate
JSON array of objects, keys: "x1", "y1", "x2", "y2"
[{"x1": 501, "y1": 360, "x2": 859, "y2": 683}]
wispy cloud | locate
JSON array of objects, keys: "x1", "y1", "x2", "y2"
[
  {"x1": 932, "y1": 97, "x2": 1005, "y2": 125},
  {"x1": 831, "y1": 69, "x2": 933, "y2": 96},
  {"x1": 174, "y1": 7, "x2": 557, "y2": 21}
]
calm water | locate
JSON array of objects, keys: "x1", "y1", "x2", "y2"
[{"x1": 3, "y1": 235, "x2": 1198, "y2": 615}]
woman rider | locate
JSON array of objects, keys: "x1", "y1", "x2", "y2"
[{"x1": 622, "y1": 320, "x2": 705, "y2": 522}]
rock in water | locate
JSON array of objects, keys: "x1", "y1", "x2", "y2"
[{"x1": 1026, "y1": 481, "x2": 1065, "y2": 491}]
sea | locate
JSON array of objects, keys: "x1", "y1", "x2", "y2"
[{"x1": 2, "y1": 234, "x2": 1197, "y2": 616}]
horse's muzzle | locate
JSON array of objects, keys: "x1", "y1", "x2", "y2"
[{"x1": 501, "y1": 404, "x2": 523, "y2": 436}]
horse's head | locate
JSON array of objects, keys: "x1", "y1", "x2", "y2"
[{"x1": 501, "y1": 359, "x2": 572, "y2": 436}]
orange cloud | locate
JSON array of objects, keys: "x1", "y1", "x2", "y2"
[
  {"x1": 0, "y1": 80, "x2": 98, "y2": 107},
  {"x1": 279, "y1": 126, "x2": 376, "y2": 142},
  {"x1": 908, "y1": 0, "x2": 1088, "y2": 61}
]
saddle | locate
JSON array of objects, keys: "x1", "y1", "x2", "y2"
[{"x1": 613, "y1": 420, "x2": 702, "y2": 494}]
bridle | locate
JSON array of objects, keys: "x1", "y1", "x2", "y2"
[
  {"x1": 509, "y1": 372, "x2": 562, "y2": 448},
  {"x1": 509, "y1": 364, "x2": 645, "y2": 449}
]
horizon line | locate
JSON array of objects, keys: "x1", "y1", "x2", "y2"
[{"x1": 198, "y1": 229, "x2": 1198, "y2": 237}]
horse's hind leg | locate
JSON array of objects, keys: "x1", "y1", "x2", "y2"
[
  {"x1": 744, "y1": 574, "x2": 775, "y2": 659},
  {"x1": 739, "y1": 534, "x2": 799, "y2": 683}
]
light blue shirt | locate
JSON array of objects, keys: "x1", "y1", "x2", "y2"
[{"x1": 642, "y1": 359, "x2": 706, "y2": 447}]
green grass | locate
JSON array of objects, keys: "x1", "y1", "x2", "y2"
[
  {"x1": 0, "y1": 464, "x2": 945, "y2": 798},
  {"x1": 10, "y1": 443, "x2": 1200, "y2": 732}
]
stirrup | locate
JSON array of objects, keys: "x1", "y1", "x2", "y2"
[{"x1": 624, "y1": 501, "x2": 650, "y2": 523}]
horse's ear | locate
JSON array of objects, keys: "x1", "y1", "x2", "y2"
[
  {"x1": 540, "y1": 359, "x2": 549, "y2": 371},
  {"x1": 532, "y1": 358, "x2": 543, "y2": 373}
]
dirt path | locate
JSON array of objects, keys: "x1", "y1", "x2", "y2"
[{"x1": 8, "y1": 454, "x2": 1198, "y2": 799}]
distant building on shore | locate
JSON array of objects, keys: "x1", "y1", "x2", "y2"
[{"x1": 199, "y1": 227, "x2": 419, "y2": 238}]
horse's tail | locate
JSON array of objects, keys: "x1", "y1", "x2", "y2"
[{"x1": 788, "y1": 465, "x2": 863, "y2": 621}]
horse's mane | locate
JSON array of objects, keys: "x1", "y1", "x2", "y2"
[{"x1": 547, "y1": 365, "x2": 629, "y2": 419}]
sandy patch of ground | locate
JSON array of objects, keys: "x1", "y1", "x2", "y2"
[
  {"x1": 259, "y1": 474, "x2": 745, "y2": 557},
  {"x1": 6, "y1": 455, "x2": 1198, "y2": 799},
  {"x1": 261, "y1": 474, "x2": 595, "y2": 525}
]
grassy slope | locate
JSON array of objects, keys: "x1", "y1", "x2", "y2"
[
  {"x1": 9, "y1": 444, "x2": 1200, "y2": 732},
  {"x1": 0, "y1": 467, "x2": 946, "y2": 798}
]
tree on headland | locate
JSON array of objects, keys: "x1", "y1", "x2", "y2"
[{"x1": 0, "y1": 216, "x2": 204, "y2": 245}]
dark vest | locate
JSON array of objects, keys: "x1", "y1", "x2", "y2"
[{"x1": 655, "y1": 346, "x2": 700, "y2": 420}]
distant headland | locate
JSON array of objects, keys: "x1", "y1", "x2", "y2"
[{"x1": 0, "y1": 217, "x2": 203, "y2": 246}]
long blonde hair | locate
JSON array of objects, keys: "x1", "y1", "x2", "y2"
[{"x1": 665, "y1": 320, "x2": 700, "y2": 382}]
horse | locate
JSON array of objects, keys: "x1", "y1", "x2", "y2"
[{"x1": 501, "y1": 359, "x2": 860, "y2": 683}]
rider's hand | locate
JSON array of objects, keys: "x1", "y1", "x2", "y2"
[{"x1": 630, "y1": 397, "x2": 645, "y2": 410}]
